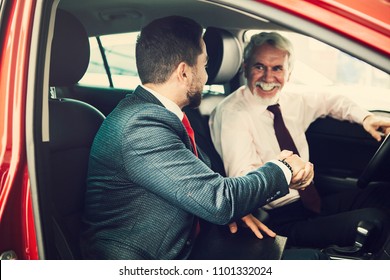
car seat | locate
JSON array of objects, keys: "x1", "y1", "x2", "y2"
[
  {"x1": 184, "y1": 27, "x2": 242, "y2": 177},
  {"x1": 48, "y1": 9, "x2": 105, "y2": 259}
]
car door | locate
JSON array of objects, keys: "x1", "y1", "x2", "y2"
[
  {"x1": 0, "y1": 0, "x2": 39, "y2": 260},
  {"x1": 306, "y1": 115, "x2": 388, "y2": 194}
]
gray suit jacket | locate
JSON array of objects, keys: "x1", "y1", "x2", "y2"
[{"x1": 81, "y1": 86, "x2": 289, "y2": 259}]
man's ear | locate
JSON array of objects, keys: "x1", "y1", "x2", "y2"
[
  {"x1": 177, "y1": 62, "x2": 189, "y2": 83},
  {"x1": 242, "y1": 63, "x2": 248, "y2": 79}
]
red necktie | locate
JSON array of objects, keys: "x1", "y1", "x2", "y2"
[
  {"x1": 182, "y1": 113, "x2": 198, "y2": 157},
  {"x1": 182, "y1": 113, "x2": 200, "y2": 234},
  {"x1": 267, "y1": 104, "x2": 321, "y2": 213}
]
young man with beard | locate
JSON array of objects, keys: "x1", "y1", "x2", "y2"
[
  {"x1": 80, "y1": 16, "x2": 324, "y2": 260},
  {"x1": 210, "y1": 32, "x2": 390, "y2": 254}
]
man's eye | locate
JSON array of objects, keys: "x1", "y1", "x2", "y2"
[{"x1": 254, "y1": 65, "x2": 264, "y2": 70}]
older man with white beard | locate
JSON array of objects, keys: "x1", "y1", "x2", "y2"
[{"x1": 209, "y1": 32, "x2": 390, "y2": 253}]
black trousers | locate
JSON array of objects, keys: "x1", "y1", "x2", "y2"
[
  {"x1": 188, "y1": 223, "x2": 328, "y2": 260},
  {"x1": 267, "y1": 182, "x2": 390, "y2": 252}
]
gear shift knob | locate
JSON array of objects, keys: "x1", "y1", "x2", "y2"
[{"x1": 322, "y1": 220, "x2": 375, "y2": 259}]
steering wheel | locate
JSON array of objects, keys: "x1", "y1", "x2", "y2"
[{"x1": 357, "y1": 133, "x2": 390, "y2": 188}]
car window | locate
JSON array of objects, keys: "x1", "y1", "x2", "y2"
[
  {"x1": 244, "y1": 30, "x2": 390, "y2": 111},
  {"x1": 79, "y1": 32, "x2": 225, "y2": 95},
  {"x1": 79, "y1": 32, "x2": 141, "y2": 89}
]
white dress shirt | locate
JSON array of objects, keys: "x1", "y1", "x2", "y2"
[
  {"x1": 209, "y1": 85, "x2": 371, "y2": 209},
  {"x1": 141, "y1": 85, "x2": 184, "y2": 120}
]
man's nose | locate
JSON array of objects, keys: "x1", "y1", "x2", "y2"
[{"x1": 263, "y1": 68, "x2": 274, "y2": 82}]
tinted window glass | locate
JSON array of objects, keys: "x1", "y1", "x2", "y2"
[
  {"x1": 79, "y1": 32, "x2": 140, "y2": 89},
  {"x1": 80, "y1": 32, "x2": 225, "y2": 95}
]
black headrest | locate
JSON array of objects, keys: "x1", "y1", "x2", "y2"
[
  {"x1": 204, "y1": 27, "x2": 242, "y2": 85},
  {"x1": 50, "y1": 9, "x2": 90, "y2": 86}
]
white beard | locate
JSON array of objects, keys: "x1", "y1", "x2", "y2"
[
  {"x1": 254, "y1": 90, "x2": 281, "y2": 106},
  {"x1": 253, "y1": 81, "x2": 282, "y2": 106}
]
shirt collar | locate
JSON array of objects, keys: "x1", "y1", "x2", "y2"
[{"x1": 141, "y1": 85, "x2": 184, "y2": 120}]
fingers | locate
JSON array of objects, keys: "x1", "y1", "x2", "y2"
[
  {"x1": 228, "y1": 222, "x2": 238, "y2": 234},
  {"x1": 373, "y1": 119, "x2": 390, "y2": 130},
  {"x1": 253, "y1": 219, "x2": 276, "y2": 238},
  {"x1": 245, "y1": 220, "x2": 264, "y2": 239},
  {"x1": 291, "y1": 168, "x2": 305, "y2": 184},
  {"x1": 290, "y1": 162, "x2": 314, "y2": 190},
  {"x1": 368, "y1": 128, "x2": 382, "y2": 142},
  {"x1": 277, "y1": 150, "x2": 293, "y2": 160},
  {"x1": 294, "y1": 178, "x2": 313, "y2": 189},
  {"x1": 303, "y1": 162, "x2": 314, "y2": 182},
  {"x1": 369, "y1": 126, "x2": 389, "y2": 142},
  {"x1": 240, "y1": 214, "x2": 276, "y2": 239},
  {"x1": 363, "y1": 116, "x2": 390, "y2": 142}
]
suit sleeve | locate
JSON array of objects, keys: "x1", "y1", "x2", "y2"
[{"x1": 121, "y1": 107, "x2": 289, "y2": 225}]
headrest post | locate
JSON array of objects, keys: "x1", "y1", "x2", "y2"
[{"x1": 50, "y1": 87, "x2": 57, "y2": 99}]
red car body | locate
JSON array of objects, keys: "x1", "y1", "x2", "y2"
[
  {"x1": 262, "y1": 0, "x2": 390, "y2": 56},
  {"x1": 0, "y1": 0, "x2": 389, "y2": 260},
  {"x1": 0, "y1": 0, "x2": 38, "y2": 260}
]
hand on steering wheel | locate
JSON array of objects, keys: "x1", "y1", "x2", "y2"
[{"x1": 358, "y1": 134, "x2": 390, "y2": 188}]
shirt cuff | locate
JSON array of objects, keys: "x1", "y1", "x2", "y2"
[
  {"x1": 354, "y1": 108, "x2": 373, "y2": 124},
  {"x1": 269, "y1": 159, "x2": 292, "y2": 184}
]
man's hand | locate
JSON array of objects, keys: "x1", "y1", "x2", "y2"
[
  {"x1": 229, "y1": 151, "x2": 314, "y2": 238},
  {"x1": 363, "y1": 115, "x2": 390, "y2": 142},
  {"x1": 277, "y1": 150, "x2": 305, "y2": 176},
  {"x1": 289, "y1": 161, "x2": 314, "y2": 190},
  {"x1": 228, "y1": 214, "x2": 276, "y2": 239},
  {"x1": 277, "y1": 150, "x2": 314, "y2": 190}
]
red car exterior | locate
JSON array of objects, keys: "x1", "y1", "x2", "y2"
[
  {"x1": 261, "y1": 0, "x2": 390, "y2": 56},
  {"x1": 0, "y1": 0, "x2": 38, "y2": 260},
  {"x1": 0, "y1": 0, "x2": 389, "y2": 260}
]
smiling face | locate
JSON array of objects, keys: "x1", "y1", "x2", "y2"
[{"x1": 244, "y1": 43, "x2": 291, "y2": 105}]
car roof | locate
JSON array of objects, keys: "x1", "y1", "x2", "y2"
[
  {"x1": 58, "y1": 0, "x2": 389, "y2": 72},
  {"x1": 59, "y1": 0, "x2": 389, "y2": 37}
]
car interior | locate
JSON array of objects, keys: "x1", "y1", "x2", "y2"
[{"x1": 29, "y1": 0, "x2": 389, "y2": 260}]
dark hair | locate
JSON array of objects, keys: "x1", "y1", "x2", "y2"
[{"x1": 136, "y1": 15, "x2": 203, "y2": 84}]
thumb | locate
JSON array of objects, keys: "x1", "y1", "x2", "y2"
[
  {"x1": 367, "y1": 128, "x2": 382, "y2": 142},
  {"x1": 229, "y1": 222, "x2": 238, "y2": 234}
]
